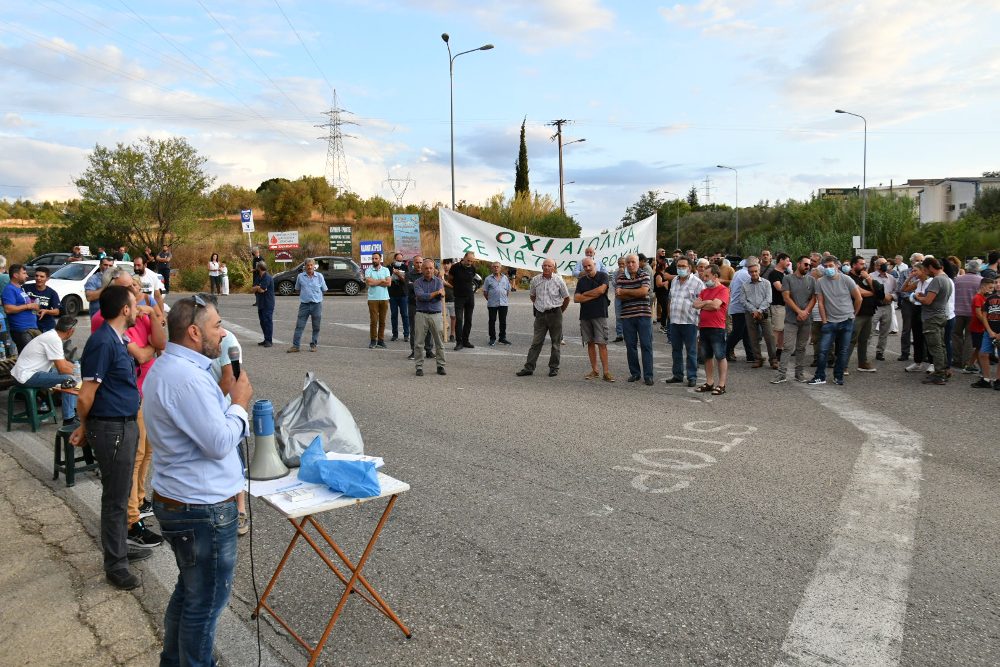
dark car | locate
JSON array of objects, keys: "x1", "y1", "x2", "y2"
[
  {"x1": 23, "y1": 252, "x2": 90, "y2": 275},
  {"x1": 272, "y1": 256, "x2": 366, "y2": 296}
]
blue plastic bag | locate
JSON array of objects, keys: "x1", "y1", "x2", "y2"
[{"x1": 298, "y1": 436, "x2": 381, "y2": 498}]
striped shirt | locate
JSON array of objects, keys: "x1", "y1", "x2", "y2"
[
  {"x1": 668, "y1": 274, "x2": 705, "y2": 325},
  {"x1": 616, "y1": 268, "x2": 652, "y2": 318}
]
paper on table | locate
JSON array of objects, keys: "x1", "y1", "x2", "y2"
[
  {"x1": 267, "y1": 485, "x2": 344, "y2": 514},
  {"x1": 247, "y1": 469, "x2": 319, "y2": 498}
]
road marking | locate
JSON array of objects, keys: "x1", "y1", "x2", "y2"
[
  {"x1": 223, "y1": 319, "x2": 286, "y2": 345},
  {"x1": 776, "y1": 385, "x2": 923, "y2": 667}
]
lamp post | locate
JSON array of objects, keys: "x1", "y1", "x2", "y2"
[
  {"x1": 558, "y1": 138, "x2": 585, "y2": 214},
  {"x1": 716, "y1": 165, "x2": 738, "y2": 250},
  {"x1": 835, "y1": 109, "x2": 867, "y2": 249},
  {"x1": 662, "y1": 190, "x2": 679, "y2": 248},
  {"x1": 442, "y1": 34, "x2": 494, "y2": 209}
]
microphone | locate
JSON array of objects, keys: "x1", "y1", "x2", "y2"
[{"x1": 229, "y1": 345, "x2": 242, "y2": 379}]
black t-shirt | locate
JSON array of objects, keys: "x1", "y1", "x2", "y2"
[
  {"x1": 765, "y1": 267, "x2": 786, "y2": 306},
  {"x1": 851, "y1": 272, "x2": 878, "y2": 316},
  {"x1": 406, "y1": 267, "x2": 423, "y2": 303},
  {"x1": 388, "y1": 262, "x2": 408, "y2": 297},
  {"x1": 576, "y1": 272, "x2": 609, "y2": 320},
  {"x1": 449, "y1": 262, "x2": 478, "y2": 298},
  {"x1": 26, "y1": 285, "x2": 61, "y2": 332},
  {"x1": 984, "y1": 291, "x2": 1000, "y2": 333}
]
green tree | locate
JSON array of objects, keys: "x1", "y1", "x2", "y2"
[
  {"x1": 686, "y1": 186, "x2": 700, "y2": 210},
  {"x1": 74, "y1": 136, "x2": 214, "y2": 250},
  {"x1": 983, "y1": 170, "x2": 999, "y2": 178},
  {"x1": 264, "y1": 180, "x2": 312, "y2": 227},
  {"x1": 209, "y1": 183, "x2": 257, "y2": 216},
  {"x1": 621, "y1": 190, "x2": 664, "y2": 228},
  {"x1": 972, "y1": 187, "x2": 1000, "y2": 219},
  {"x1": 301, "y1": 176, "x2": 336, "y2": 219},
  {"x1": 515, "y1": 117, "x2": 529, "y2": 195}
]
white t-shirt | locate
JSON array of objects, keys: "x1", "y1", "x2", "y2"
[
  {"x1": 11, "y1": 329, "x2": 65, "y2": 384},
  {"x1": 137, "y1": 270, "x2": 162, "y2": 296}
]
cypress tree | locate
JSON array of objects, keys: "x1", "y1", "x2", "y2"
[{"x1": 515, "y1": 117, "x2": 529, "y2": 195}]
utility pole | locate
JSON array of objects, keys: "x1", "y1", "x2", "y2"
[
  {"x1": 548, "y1": 119, "x2": 569, "y2": 214},
  {"x1": 702, "y1": 175, "x2": 713, "y2": 206},
  {"x1": 316, "y1": 90, "x2": 358, "y2": 194},
  {"x1": 383, "y1": 172, "x2": 416, "y2": 209}
]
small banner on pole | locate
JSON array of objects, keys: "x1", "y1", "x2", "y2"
[
  {"x1": 240, "y1": 209, "x2": 255, "y2": 233},
  {"x1": 391, "y1": 214, "x2": 421, "y2": 258},
  {"x1": 438, "y1": 208, "x2": 655, "y2": 275}
]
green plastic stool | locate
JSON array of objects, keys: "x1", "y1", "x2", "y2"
[
  {"x1": 6, "y1": 385, "x2": 57, "y2": 432},
  {"x1": 53, "y1": 424, "x2": 98, "y2": 487}
]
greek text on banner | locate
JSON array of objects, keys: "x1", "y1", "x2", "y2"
[{"x1": 438, "y1": 208, "x2": 655, "y2": 276}]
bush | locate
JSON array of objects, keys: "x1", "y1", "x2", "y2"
[
  {"x1": 227, "y1": 261, "x2": 251, "y2": 290},
  {"x1": 178, "y1": 267, "x2": 208, "y2": 293}
]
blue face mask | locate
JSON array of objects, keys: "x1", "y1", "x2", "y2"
[
  {"x1": 704, "y1": 280, "x2": 716, "y2": 288},
  {"x1": 823, "y1": 266, "x2": 837, "y2": 277},
  {"x1": 841, "y1": 265, "x2": 850, "y2": 274},
  {"x1": 785, "y1": 266, "x2": 793, "y2": 274},
  {"x1": 677, "y1": 268, "x2": 688, "y2": 278}
]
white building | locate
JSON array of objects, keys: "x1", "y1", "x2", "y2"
[{"x1": 823, "y1": 177, "x2": 1000, "y2": 224}]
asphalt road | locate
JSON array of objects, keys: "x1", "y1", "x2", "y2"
[{"x1": 88, "y1": 291, "x2": 1000, "y2": 665}]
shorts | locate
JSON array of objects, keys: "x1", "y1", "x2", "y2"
[
  {"x1": 580, "y1": 317, "x2": 609, "y2": 345},
  {"x1": 980, "y1": 332, "x2": 999, "y2": 354},
  {"x1": 446, "y1": 302, "x2": 455, "y2": 317},
  {"x1": 700, "y1": 327, "x2": 726, "y2": 360},
  {"x1": 769, "y1": 305, "x2": 786, "y2": 332}
]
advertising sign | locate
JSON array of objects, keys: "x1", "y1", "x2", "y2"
[
  {"x1": 391, "y1": 214, "x2": 421, "y2": 259},
  {"x1": 329, "y1": 225, "x2": 353, "y2": 255},
  {"x1": 240, "y1": 209, "x2": 255, "y2": 233},
  {"x1": 267, "y1": 231, "x2": 300, "y2": 250},
  {"x1": 359, "y1": 240, "x2": 383, "y2": 272},
  {"x1": 274, "y1": 251, "x2": 294, "y2": 263}
]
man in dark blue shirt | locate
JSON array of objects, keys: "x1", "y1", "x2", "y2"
[
  {"x1": 252, "y1": 262, "x2": 275, "y2": 347},
  {"x1": 2, "y1": 264, "x2": 42, "y2": 351},
  {"x1": 70, "y1": 284, "x2": 145, "y2": 590},
  {"x1": 27, "y1": 266, "x2": 62, "y2": 333}
]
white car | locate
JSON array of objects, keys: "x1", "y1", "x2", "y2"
[{"x1": 26, "y1": 260, "x2": 163, "y2": 317}]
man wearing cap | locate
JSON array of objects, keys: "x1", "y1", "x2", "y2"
[{"x1": 11, "y1": 315, "x2": 79, "y2": 425}]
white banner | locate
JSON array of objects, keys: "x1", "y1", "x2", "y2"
[{"x1": 438, "y1": 208, "x2": 656, "y2": 275}]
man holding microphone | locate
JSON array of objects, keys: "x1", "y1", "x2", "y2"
[{"x1": 142, "y1": 295, "x2": 253, "y2": 667}]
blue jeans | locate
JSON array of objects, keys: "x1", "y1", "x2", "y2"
[
  {"x1": 669, "y1": 323, "x2": 698, "y2": 381},
  {"x1": 154, "y1": 498, "x2": 239, "y2": 667},
  {"x1": 814, "y1": 319, "x2": 855, "y2": 381},
  {"x1": 292, "y1": 301, "x2": 322, "y2": 347},
  {"x1": 622, "y1": 316, "x2": 654, "y2": 380},
  {"x1": 389, "y1": 295, "x2": 409, "y2": 337},
  {"x1": 21, "y1": 371, "x2": 76, "y2": 419},
  {"x1": 614, "y1": 298, "x2": 623, "y2": 336}
]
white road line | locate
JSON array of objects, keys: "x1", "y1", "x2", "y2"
[
  {"x1": 776, "y1": 386, "x2": 923, "y2": 667},
  {"x1": 222, "y1": 319, "x2": 286, "y2": 345}
]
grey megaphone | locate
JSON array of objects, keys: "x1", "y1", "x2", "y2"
[{"x1": 249, "y1": 399, "x2": 288, "y2": 481}]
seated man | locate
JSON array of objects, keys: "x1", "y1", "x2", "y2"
[{"x1": 11, "y1": 315, "x2": 79, "y2": 425}]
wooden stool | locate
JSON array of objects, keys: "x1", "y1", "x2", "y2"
[
  {"x1": 6, "y1": 385, "x2": 57, "y2": 432},
  {"x1": 53, "y1": 424, "x2": 98, "y2": 487}
]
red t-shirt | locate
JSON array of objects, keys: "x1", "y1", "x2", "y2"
[
  {"x1": 699, "y1": 285, "x2": 729, "y2": 329},
  {"x1": 970, "y1": 293, "x2": 986, "y2": 334}
]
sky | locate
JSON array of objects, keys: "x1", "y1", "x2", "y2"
[{"x1": 1, "y1": 0, "x2": 999, "y2": 234}]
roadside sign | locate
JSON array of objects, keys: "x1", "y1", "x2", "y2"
[
  {"x1": 392, "y1": 214, "x2": 421, "y2": 258},
  {"x1": 274, "y1": 250, "x2": 294, "y2": 263},
  {"x1": 241, "y1": 209, "x2": 255, "y2": 233},
  {"x1": 329, "y1": 225, "x2": 353, "y2": 255},
  {"x1": 359, "y1": 240, "x2": 383, "y2": 272},
  {"x1": 267, "y1": 231, "x2": 299, "y2": 250}
]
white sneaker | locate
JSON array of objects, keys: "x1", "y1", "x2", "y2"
[
  {"x1": 925, "y1": 364, "x2": 935, "y2": 373},
  {"x1": 905, "y1": 362, "x2": 921, "y2": 372}
]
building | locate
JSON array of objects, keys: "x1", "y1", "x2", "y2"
[{"x1": 822, "y1": 177, "x2": 1000, "y2": 224}]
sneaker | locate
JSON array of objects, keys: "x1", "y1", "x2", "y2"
[
  {"x1": 262, "y1": 342, "x2": 273, "y2": 348},
  {"x1": 498, "y1": 339, "x2": 512, "y2": 345},
  {"x1": 834, "y1": 379, "x2": 844, "y2": 386},
  {"x1": 489, "y1": 339, "x2": 497, "y2": 347},
  {"x1": 238, "y1": 513, "x2": 249, "y2": 536},
  {"x1": 770, "y1": 375, "x2": 787, "y2": 384},
  {"x1": 795, "y1": 376, "x2": 808, "y2": 383},
  {"x1": 806, "y1": 378, "x2": 826, "y2": 385},
  {"x1": 309, "y1": 344, "x2": 317, "y2": 352},
  {"x1": 962, "y1": 365, "x2": 979, "y2": 374},
  {"x1": 415, "y1": 368, "x2": 424, "y2": 376},
  {"x1": 437, "y1": 367, "x2": 447, "y2": 376},
  {"x1": 925, "y1": 364, "x2": 935, "y2": 373},
  {"x1": 406, "y1": 353, "x2": 415, "y2": 360},
  {"x1": 106, "y1": 569, "x2": 140, "y2": 590},
  {"x1": 390, "y1": 335, "x2": 398, "y2": 342},
  {"x1": 403, "y1": 336, "x2": 409, "y2": 342},
  {"x1": 376, "y1": 340, "x2": 387, "y2": 349},
  {"x1": 857, "y1": 363, "x2": 876, "y2": 372},
  {"x1": 287, "y1": 346, "x2": 300, "y2": 353},
  {"x1": 970, "y1": 378, "x2": 993, "y2": 388},
  {"x1": 138, "y1": 499, "x2": 153, "y2": 519},
  {"x1": 897, "y1": 354, "x2": 909, "y2": 361},
  {"x1": 875, "y1": 352, "x2": 885, "y2": 361},
  {"x1": 127, "y1": 547, "x2": 151, "y2": 563},
  {"x1": 454, "y1": 343, "x2": 464, "y2": 351},
  {"x1": 905, "y1": 362, "x2": 922, "y2": 372},
  {"x1": 426, "y1": 351, "x2": 434, "y2": 359},
  {"x1": 127, "y1": 521, "x2": 163, "y2": 548},
  {"x1": 464, "y1": 342, "x2": 476, "y2": 349},
  {"x1": 369, "y1": 340, "x2": 377, "y2": 349}
]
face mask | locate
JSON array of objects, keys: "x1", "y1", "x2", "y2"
[
  {"x1": 824, "y1": 267, "x2": 838, "y2": 277},
  {"x1": 677, "y1": 268, "x2": 688, "y2": 278},
  {"x1": 704, "y1": 280, "x2": 716, "y2": 288},
  {"x1": 785, "y1": 266, "x2": 792, "y2": 274},
  {"x1": 841, "y1": 265, "x2": 850, "y2": 274}
]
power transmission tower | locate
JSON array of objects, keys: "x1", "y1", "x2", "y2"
[
  {"x1": 383, "y1": 172, "x2": 416, "y2": 209},
  {"x1": 316, "y1": 90, "x2": 357, "y2": 194},
  {"x1": 702, "y1": 175, "x2": 713, "y2": 205}
]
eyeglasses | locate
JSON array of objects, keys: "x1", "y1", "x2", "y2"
[{"x1": 802, "y1": 263, "x2": 812, "y2": 268}]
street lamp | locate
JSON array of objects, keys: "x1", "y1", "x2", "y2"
[
  {"x1": 835, "y1": 109, "x2": 868, "y2": 249},
  {"x1": 442, "y1": 33, "x2": 494, "y2": 209},
  {"x1": 558, "y1": 138, "x2": 585, "y2": 214},
  {"x1": 716, "y1": 165, "x2": 738, "y2": 250},
  {"x1": 662, "y1": 190, "x2": 679, "y2": 248}
]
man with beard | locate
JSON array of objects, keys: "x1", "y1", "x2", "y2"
[
  {"x1": 143, "y1": 295, "x2": 253, "y2": 665},
  {"x1": 69, "y1": 285, "x2": 144, "y2": 589},
  {"x1": 133, "y1": 255, "x2": 165, "y2": 309}
]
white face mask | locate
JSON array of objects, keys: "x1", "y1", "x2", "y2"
[{"x1": 704, "y1": 280, "x2": 716, "y2": 288}]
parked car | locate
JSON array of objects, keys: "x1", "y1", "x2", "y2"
[
  {"x1": 24, "y1": 260, "x2": 140, "y2": 316},
  {"x1": 272, "y1": 256, "x2": 366, "y2": 296},
  {"x1": 23, "y1": 252, "x2": 92, "y2": 275}
]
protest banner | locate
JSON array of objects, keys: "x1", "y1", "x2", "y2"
[
  {"x1": 438, "y1": 208, "x2": 655, "y2": 275},
  {"x1": 392, "y1": 214, "x2": 421, "y2": 258}
]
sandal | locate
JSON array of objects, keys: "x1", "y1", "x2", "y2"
[
  {"x1": 695, "y1": 383, "x2": 714, "y2": 393},
  {"x1": 711, "y1": 385, "x2": 726, "y2": 396}
]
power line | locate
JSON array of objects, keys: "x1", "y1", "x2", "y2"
[
  {"x1": 383, "y1": 172, "x2": 415, "y2": 208},
  {"x1": 316, "y1": 90, "x2": 358, "y2": 194},
  {"x1": 272, "y1": 0, "x2": 335, "y2": 98}
]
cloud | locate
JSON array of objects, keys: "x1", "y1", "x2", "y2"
[
  {"x1": 650, "y1": 122, "x2": 691, "y2": 135},
  {"x1": 0, "y1": 136, "x2": 86, "y2": 201},
  {"x1": 567, "y1": 160, "x2": 686, "y2": 187},
  {"x1": 659, "y1": 0, "x2": 776, "y2": 38}
]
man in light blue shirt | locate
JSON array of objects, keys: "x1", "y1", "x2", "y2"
[
  {"x1": 364, "y1": 252, "x2": 391, "y2": 348},
  {"x1": 482, "y1": 261, "x2": 511, "y2": 346},
  {"x1": 571, "y1": 247, "x2": 609, "y2": 278},
  {"x1": 289, "y1": 258, "x2": 327, "y2": 352},
  {"x1": 725, "y1": 259, "x2": 756, "y2": 362},
  {"x1": 144, "y1": 295, "x2": 253, "y2": 667}
]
